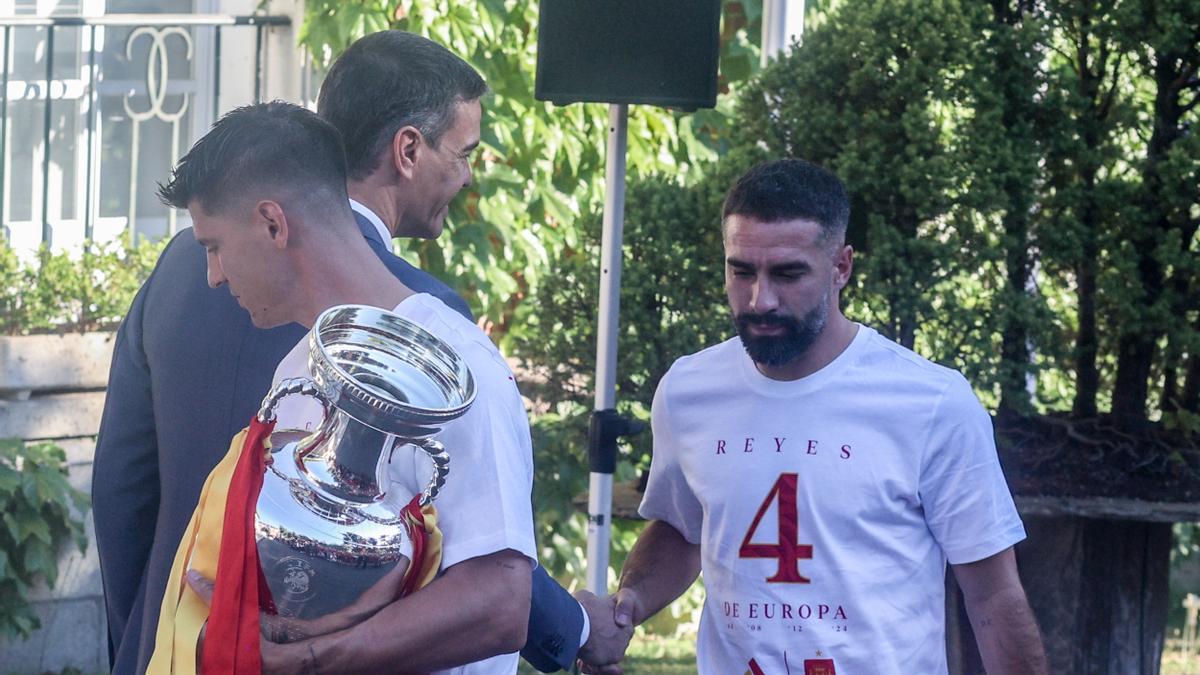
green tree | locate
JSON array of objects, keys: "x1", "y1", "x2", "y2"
[
  {"x1": 735, "y1": 0, "x2": 978, "y2": 352},
  {"x1": 959, "y1": 0, "x2": 1049, "y2": 414},
  {"x1": 727, "y1": 0, "x2": 1198, "y2": 427},
  {"x1": 1038, "y1": 0, "x2": 1139, "y2": 417},
  {"x1": 1112, "y1": 0, "x2": 1200, "y2": 422}
]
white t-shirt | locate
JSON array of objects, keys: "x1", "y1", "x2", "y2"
[
  {"x1": 639, "y1": 324, "x2": 1025, "y2": 675},
  {"x1": 272, "y1": 293, "x2": 536, "y2": 675}
]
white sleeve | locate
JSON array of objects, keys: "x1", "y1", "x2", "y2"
[
  {"x1": 919, "y1": 373, "x2": 1026, "y2": 565},
  {"x1": 638, "y1": 369, "x2": 704, "y2": 545},
  {"x1": 387, "y1": 343, "x2": 537, "y2": 569}
]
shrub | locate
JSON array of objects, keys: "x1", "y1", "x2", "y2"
[
  {"x1": 0, "y1": 238, "x2": 166, "y2": 335},
  {"x1": 0, "y1": 439, "x2": 89, "y2": 640}
]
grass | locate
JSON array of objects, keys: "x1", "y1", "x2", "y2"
[
  {"x1": 621, "y1": 635, "x2": 697, "y2": 674},
  {"x1": 1162, "y1": 639, "x2": 1200, "y2": 675},
  {"x1": 519, "y1": 635, "x2": 1200, "y2": 674},
  {"x1": 517, "y1": 634, "x2": 697, "y2": 674}
]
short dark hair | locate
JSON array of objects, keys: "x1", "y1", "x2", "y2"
[
  {"x1": 722, "y1": 159, "x2": 850, "y2": 243},
  {"x1": 317, "y1": 30, "x2": 488, "y2": 181},
  {"x1": 158, "y1": 101, "x2": 348, "y2": 216}
]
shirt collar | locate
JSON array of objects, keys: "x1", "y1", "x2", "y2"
[{"x1": 348, "y1": 198, "x2": 392, "y2": 245}]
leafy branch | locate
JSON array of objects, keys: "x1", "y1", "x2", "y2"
[{"x1": 0, "y1": 439, "x2": 89, "y2": 640}]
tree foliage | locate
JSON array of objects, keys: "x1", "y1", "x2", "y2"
[
  {"x1": 729, "y1": 0, "x2": 1198, "y2": 425},
  {"x1": 1037, "y1": 0, "x2": 1141, "y2": 417},
  {"x1": 739, "y1": 0, "x2": 981, "y2": 353}
]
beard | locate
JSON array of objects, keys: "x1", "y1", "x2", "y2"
[{"x1": 735, "y1": 294, "x2": 829, "y2": 368}]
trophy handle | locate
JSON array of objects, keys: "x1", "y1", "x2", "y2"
[
  {"x1": 414, "y1": 438, "x2": 450, "y2": 506},
  {"x1": 257, "y1": 377, "x2": 332, "y2": 426}
]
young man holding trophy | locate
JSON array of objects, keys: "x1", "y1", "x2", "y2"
[{"x1": 149, "y1": 101, "x2": 536, "y2": 674}]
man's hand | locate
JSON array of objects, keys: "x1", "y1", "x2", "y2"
[
  {"x1": 574, "y1": 590, "x2": 633, "y2": 670},
  {"x1": 188, "y1": 569, "x2": 299, "y2": 644},
  {"x1": 612, "y1": 588, "x2": 642, "y2": 631},
  {"x1": 186, "y1": 570, "x2": 289, "y2": 671},
  {"x1": 186, "y1": 562, "x2": 407, "y2": 646},
  {"x1": 576, "y1": 588, "x2": 645, "y2": 675}
]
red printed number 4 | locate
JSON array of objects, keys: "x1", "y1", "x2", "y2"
[{"x1": 738, "y1": 473, "x2": 813, "y2": 583}]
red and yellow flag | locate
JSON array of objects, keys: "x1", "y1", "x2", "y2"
[{"x1": 148, "y1": 421, "x2": 441, "y2": 674}]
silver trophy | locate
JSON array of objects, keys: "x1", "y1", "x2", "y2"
[{"x1": 252, "y1": 305, "x2": 475, "y2": 632}]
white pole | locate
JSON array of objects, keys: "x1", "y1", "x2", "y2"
[{"x1": 586, "y1": 103, "x2": 628, "y2": 595}]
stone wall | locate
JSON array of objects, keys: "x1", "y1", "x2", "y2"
[{"x1": 0, "y1": 334, "x2": 113, "y2": 675}]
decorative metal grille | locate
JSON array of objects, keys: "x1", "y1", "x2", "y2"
[{"x1": 0, "y1": 13, "x2": 290, "y2": 249}]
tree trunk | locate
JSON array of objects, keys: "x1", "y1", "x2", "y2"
[
  {"x1": 990, "y1": 1, "x2": 1040, "y2": 417},
  {"x1": 1183, "y1": 352, "x2": 1200, "y2": 413},
  {"x1": 1075, "y1": 249, "x2": 1099, "y2": 413},
  {"x1": 999, "y1": 238, "x2": 1032, "y2": 414},
  {"x1": 947, "y1": 516, "x2": 1170, "y2": 674},
  {"x1": 1112, "y1": 293, "x2": 1159, "y2": 424},
  {"x1": 1073, "y1": 199, "x2": 1100, "y2": 418},
  {"x1": 898, "y1": 306, "x2": 917, "y2": 351},
  {"x1": 1065, "y1": 6, "x2": 1106, "y2": 418},
  {"x1": 1163, "y1": 364, "x2": 1179, "y2": 414},
  {"x1": 1112, "y1": 38, "x2": 1190, "y2": 424}
]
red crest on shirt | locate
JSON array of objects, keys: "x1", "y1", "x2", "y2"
[{"x1": 804, "y1": 659, "x2": 836, "y2": 675}]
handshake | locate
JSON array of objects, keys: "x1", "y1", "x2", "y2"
[{"x1": 573, "y1": 588, "x2": 644, "y2": 675}]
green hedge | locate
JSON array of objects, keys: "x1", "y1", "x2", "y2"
[{"x1": 0, "y1": 238, "x2": 166, "y2": 335}]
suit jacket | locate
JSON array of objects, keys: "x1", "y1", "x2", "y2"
[{"x1": 92, "y1": 213, "x2": 583, "y2": 673}]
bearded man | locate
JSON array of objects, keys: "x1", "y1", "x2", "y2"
[{"x1": 594, "y1": 159, "x2": 1048, "y2": 675}]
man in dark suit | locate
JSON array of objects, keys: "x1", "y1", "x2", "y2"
[{"x1": 92, "y1": 30, "x2": 629, "y2": 674}]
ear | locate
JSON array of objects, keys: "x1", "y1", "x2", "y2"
[
  {"x1": 255, "y1": 200, "x2": 290, "y2": 249},
  {"x1": 832, "y1": 244, "x2": 854, "y2": 291},
  {"x1": 390, "y1": 126, "x2": 423, "y2": 181}
]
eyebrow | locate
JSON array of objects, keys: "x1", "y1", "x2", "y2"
[{"x1": 726, "y1": 258, "x2": 811, "y2": 274}]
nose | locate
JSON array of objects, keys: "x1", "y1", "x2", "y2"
[
  {"x1": 750, "y1": 277, "x2": 778, "y2": 313},
  {"x1": 463, "y1": 161, "x2": 473, "y2": 188},
  {"x1": 206, "y1": 256, "x2": 226, "y2": 289}
]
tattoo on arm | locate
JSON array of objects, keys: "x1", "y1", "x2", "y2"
[{"x1": 304, "y1": 642, "x2": 320, "y2": 675}]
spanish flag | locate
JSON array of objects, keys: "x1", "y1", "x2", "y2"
[{"x1": 148, "y1": 418, "x2": 442, "y2": 674}]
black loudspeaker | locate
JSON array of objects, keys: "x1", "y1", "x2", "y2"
[{"x1": 535, "y1": 0, "x2": 721, "y2": 110}]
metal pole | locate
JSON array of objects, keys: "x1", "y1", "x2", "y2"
[
  {"x1": 586, "y1": 103, "x2": 628, "y2": 595},
  {"x1": 212, "y1": 25, "x2": 222, "y2": 121},
  {"x1": 253, "y1": 24, "x2": 263, "y2": 103},
  {"x1": 1, "y1": 26, "x2": 11, "y2": 238},
  {"x1": 83, "y1": 24, "x2": 97, "y2": 243},
  {"x1": 41, "y1": 25, "x2": 55, "y2": 246}
]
